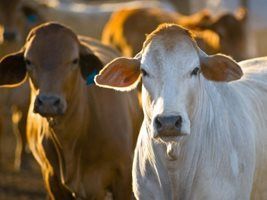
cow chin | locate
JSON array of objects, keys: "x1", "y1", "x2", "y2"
[
  {"x1": 34, "y1": 106, "x2": 66, "y2": 117},
  {"x1": 156, "y1": 132, "x2": 188, "y2": 144}
]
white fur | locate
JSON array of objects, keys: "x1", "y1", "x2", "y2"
[
  {"x1": 133, "y1": 31, "x2": 267, "y2": 200},
  {"x1": 230, "y1": 150, "x2": 239, "y2": 177}
]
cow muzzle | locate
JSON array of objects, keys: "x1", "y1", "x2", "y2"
[
  {"x1": 153, "y1": 115, "x2": 188, "y2": 138},
  {"x1": 34, "y1": 94, "x2": 66, "y2": 117}
]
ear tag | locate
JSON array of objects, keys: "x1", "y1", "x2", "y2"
[
  {"x1": 86, "y1": 69, "x2": 99, "y2": 85},
  {"x1": 27, "y1": 15, "x2": 37, "y2": 23}
]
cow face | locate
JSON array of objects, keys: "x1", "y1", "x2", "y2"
[
  {"x1": 95, "y1": 24, "x2": 242, "y2": 142},
  {"x1": 204, "y1": 8, "x2": 247, "y2": 61},
  {"x1": 0, "y1": 0, "x2": 43, "y2": 58},
  {"x1": 0, "y1": 23, "x2": 103, "y2": 117},
  {"x1": 0, "y1": 0, "x2": 21, "y2": 41}
]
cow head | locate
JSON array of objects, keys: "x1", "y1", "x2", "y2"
[
  {"x1": 95, "y1": 24, "x2": 242, "y2": 142},
  {"x1": 0, "y1": 0, "x2": 43, "y2": 57},
  {"x1": 0, "y1": 22, "x2": 103, "y2": 117},
  {"x1": 202, "y1": 7, "x2": 247, "y2": 61},
  {"x1": 0, "y1": 0, "x2": 22, "y2": 42}
]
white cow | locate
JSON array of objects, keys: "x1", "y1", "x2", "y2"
[{"x1": 95, "y1": 24, "x2": 267, "y2": 200}]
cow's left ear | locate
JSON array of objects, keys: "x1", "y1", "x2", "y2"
[
  {"x1": 200, "y1": 54, "x2": 243, "y2": 82},
  {"x1": 95, "y1": 57, "x2": 141, "y2": 91},
  {"x1": 0, "y1": 51, "x2": 27, "y2": 87},
  {"x1": 79, "y1": 42, "x2": 103, "y2": 83}
]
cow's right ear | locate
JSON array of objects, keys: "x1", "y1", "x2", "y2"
[
  {"x1": 200, "y1": 54, "x2": 243, "y2": 82},
  {"x1": 21, "y1": 4, "x2": 44, "y2": 26},
  {"x1": 0, "y1": 51, "x2": 27, "y2": 87},
  {"x1": 95, "y1": 57, "x2": 141, "y2": 91}
]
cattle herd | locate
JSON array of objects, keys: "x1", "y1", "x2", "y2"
[{"x1": 0, "y1": 0, "x2": 267, "y2": 200}]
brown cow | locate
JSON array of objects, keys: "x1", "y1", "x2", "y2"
[
  {"x1": 24, "y1": 0, "x2": 176, "y2": 40},
  {"x1": 200, "y1": 7, "x2": 247, "y2": 61},
  {"x1": 102, "y1": 7, "x2": 247, "y2": 60},
  {"x1": 0, "y1": 0, "x2": 43, "y2": 170},
  {"x1": 0, "y1": 22, "x2": 142, "y2": 199},
  {"x1": 0, "y1": 0, "x2": 43, "y2": 57},
  {"x1": 0, "y1": 82, "x2": 31, "y2": 170}
]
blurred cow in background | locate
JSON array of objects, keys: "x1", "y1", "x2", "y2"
[
  {"x1": 200, "y1": 7, "x2": 247, "y2": 60},
  {"x1": 0, "y1": 0, "x2": 43, "y2": 170},
  {"x1": 0, "y1": 82, "x2": 31, "y2": 170},
  {"x1": 30, "y1": 0, "x2": 175, "y2": 39},
  {"x1": 0, "y1": 0, "x2": 43, "y2": 57},
  {"x1": 102, "y1": 7, "x2": 247, "y2": 60},
  {"x1": 102, "y1": 7, "x2": 211, "y2": 56}
]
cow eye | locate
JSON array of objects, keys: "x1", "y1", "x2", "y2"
[
  {"x1": 191, "y1": 67, "x2": 199, "y2": 76},
  {"x1": 72, "y1": 58, "x2": 79, "y2": 65},
  {"x1": 25, "y1": 59, "x2": 32, "y2": 66},
  {"x1": 141, "y1": 68, "x2": 149, "y2": 77},
  {"x1": 25, "y1": 59, "x2": 33, "y2": 70}
]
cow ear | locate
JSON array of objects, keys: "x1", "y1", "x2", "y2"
[
  {"x1": 235, "y1": 7, "x2": 247, "y2": 22},
  {"x1": 21, "y1": 4, "x2": 44, "y2": 25},
  {"x1": 200, "y1": 54, "x2": 243, "y2": 82},
  {"x1": 0, "y1": 51, "x2": 27, "y2": 87},
  {"x1": 79, "y1": 42, "x2": 103, "y2": 83},
  {"x1": 95, "y1": 57, "x2": 141, "y2": 91}
]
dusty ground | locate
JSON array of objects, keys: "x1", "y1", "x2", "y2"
[
  {"x1": 0, "y1": 167, "x2": 46, "y2": 200},
  {"x1": 0, "y1": 124, "x2": 46, "y2": 200}
]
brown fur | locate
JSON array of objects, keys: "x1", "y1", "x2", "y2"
[
  {"x1": 0, "y1": 0, "x2": 44, "y2": 56},
  {"x1": 0, "y1": 0, "x2": 43, "y2": 170},
  {"x1": 200, "y1": 54, "x2": 243, "y2": 82},
  {"x1": 0, "y1": 22, "x2": 142, "y2": 199},
  {"x1": 199, "y1": 7, "x2": 247, "y2": 60},
  {"x1": 0, "y1": 81, "x2": 31, "y2": 169},
  {"x1": 102, "y1": 7, "x2": 247, "y2": 60},
  {"x1": 96, "y1": 57, "x2": 141, "y2": 89}
]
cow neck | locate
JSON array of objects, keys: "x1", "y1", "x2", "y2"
[
  {"x1": 172, "y1": 79, "x2": 243, "y2": 195},
  {"x1": 50, "y1": 77, "x2": 91, "y2": 138},
  {"x1": 141, "y1": 78, "x2": 241, "y2": 198}
]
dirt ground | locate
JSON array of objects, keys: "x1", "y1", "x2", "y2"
[
  {"x1": 0, "y1": 167, "x2": 46, "y2": 200},
  {"x1": 0, "y1": 124, "x2": 46, "y2": 200}
]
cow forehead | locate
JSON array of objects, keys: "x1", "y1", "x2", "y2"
[
  {"x1": 28, "y1": 31, "x2": 78, "y2": 52},
  {"x1": 141, "y1": 35, "x2": 199, "y2": 76},
  {"x1": 25, "y1": 26, "x2": 79, "y2": 65}
]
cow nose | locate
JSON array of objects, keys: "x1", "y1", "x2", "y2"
[
  {"x1": 34, "y1": 94, "x2": 65, "y2": 117},
  {"x1": 3, "y1": 30, "x2": 18, "y2": 41},
  {"x1": 154, "y1": 115, "x2": 184, "y2": 137},
  {"x1": 36, "y1": 95, "x2": 61, "y2": 107}
]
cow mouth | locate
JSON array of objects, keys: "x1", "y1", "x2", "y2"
[
  {"x1": 33, "y1": 107, "x2": 66, "y2": 118},
  {"x1": 47, "y1": 117, "x2": 60, "y2": 127},
  {"x1": 155, "y1": 130, "x2": 188, "y2": 140}
]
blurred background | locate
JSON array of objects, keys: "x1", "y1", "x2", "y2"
[
  {"x1": 183, "y1": 0, "x2": 267, "y2": 58},
  {"x1": 0, "y1": 0, "x2": 266, "y2": 199}
]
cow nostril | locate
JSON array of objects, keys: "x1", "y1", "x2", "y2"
[
  {"x1": 175, "y1": 116, "x2": 182, "y2": 128},
  {"x1": 53, "y1": 99, "x2": 61, "y2": 106},
  {"x1": 36, "y1": 97, "x2": 43, "y2": 106},
  {"x1": 155, "y1": 116, "x2": 162, "y2": 130}
]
